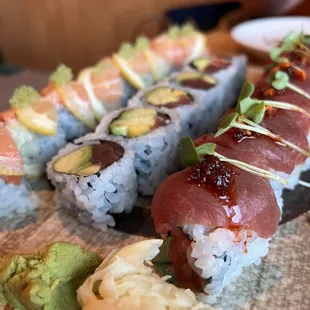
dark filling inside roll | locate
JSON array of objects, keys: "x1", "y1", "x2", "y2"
[
  {"x1": 109, "y1": 108, "x2": 170, "y2": 138},
  {"x1": 190, "y1": 57, "x2": 231, "y2": 74},
  {"x1": 175, "y1": 72, "x2": 217, "y2": 90},
  {"x1": 53, "y1": 141, "x2": 124, "y2": 176},
  {"x1": 145, "y1": 86, "x2": 193, "y2": 109}
]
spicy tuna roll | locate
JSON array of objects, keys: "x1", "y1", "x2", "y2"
[
  {"x1": 187, "y1": 55, "x2": 247, "y2": 109},
  {"x1": 151, "y1": 137, "x2": 281, "y2": 303},
  {"x1": 47, "y1": 138, "x2": 137, "y2": 230},
  {"x1": 129, "y1": 85, "x2": 198, "y2": 138},
  {"x1": 167, "y1": 72, "x2": 225, "y2": 135},
  {"x1": 92, "y1": 107, "x2": 180, "y2": 196}
]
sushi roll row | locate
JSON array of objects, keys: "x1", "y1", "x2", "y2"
[
  {"x1": 46, "y1": 56, "x2": 248, "y2": 229},
  {"x1": 0, "y1": 23, "x2": 210, "y2": 218},
  {"x1": 150, "y1": 31, "x2": 310, "y2": 302}
]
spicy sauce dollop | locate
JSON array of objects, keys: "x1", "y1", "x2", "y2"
[{"x1": 187, "y1": 156, "x2": 237, "y2": 205}]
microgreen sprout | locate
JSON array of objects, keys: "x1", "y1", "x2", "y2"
[
  {"x1": 271, "y1": 71, "x2": 310, "y2": 100},
  {"x1": 179, "y1": 137, "x2": 287, "y2": 184},
  {"x1": 215, "y1": 112, "x2": 310, "y2": 158},
  {"x1": 237, "y1": 81, "x2": 310, "y2": 120}
]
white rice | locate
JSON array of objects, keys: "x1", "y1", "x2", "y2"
[
  {"x1": 47, "y1": 137, "x2": 137, "y2": 231},
  {"x1": 91, "y1": 108, "x2": 181, "y2": 196},
  {"x1": 0, "y1": 178, "x2": 39, "y2": 218},
  {"x1": 56, "y1": 105, "x2": 90, "y2": 141},
  {"x1": 182, "y1": 224, "x2": 270, "y2": 304}
]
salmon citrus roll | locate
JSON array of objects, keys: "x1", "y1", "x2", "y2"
[{"x1": 0, "y1": 123, "x2": 39, "y2": 217}]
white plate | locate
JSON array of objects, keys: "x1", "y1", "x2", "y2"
[{"x1": 231, "y1": 16, "x2": 310, "y2": 54}]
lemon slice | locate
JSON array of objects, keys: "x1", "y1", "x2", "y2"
[
  {"x1": 188, "y1": 34, "x2": 207, "y2": 62},
  {"x1": 143, "y1": 49, "x2": 160, "y2": 81},
  {"x1": 78, "y1": 69, "x2": 106, "y2": 121},
  {"x1": 15, "y1": 100, "x2": 58, "y2": 136},
  {"x1": 112, "y1": 54, "x2": 145, "y2": 90},
  {"x1": 56, "y1": 84, "x2": 97, "y2": 129}
]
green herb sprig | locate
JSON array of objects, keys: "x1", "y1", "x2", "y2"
[
  {"x1": 178, "y1": 137, "x2": 287, "y2": 184},
  {"x1": 272, "y1": 71, "x2": 310, "y2": 100}
]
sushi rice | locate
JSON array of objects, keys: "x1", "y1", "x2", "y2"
[
  {"x1": 0, "y1": 178, "x2": 39, "y2": 218},
  {"x1": 47, "y1": 137, "x2": 137, "y2": 231},
  {"x1": 182, "y1": 224, "x2": 270, "y2": 304},
  {"x1": 92, "y1": 108, "x2": 181, "y2": 196}
]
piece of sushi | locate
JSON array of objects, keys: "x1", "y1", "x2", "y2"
[
  {"x1": 112, "y1": 41, "x2": 155, "y2": 92},
  {"x1": 0, "y1": 124, "x2": 39, "y2": 218},
  {"x1": 77, "y1": 239, "x2": 210, "y2": 310},
  {"x1": 91, "y1": 107, "x2": 181, "y2": 196},
  {"x1": 166, "y1": 71, "x2": 225, "y2": 136},
  {"x1": 151, "y1": 139, "x2": 281, "y2": 303},
  {"x1": 187, "y1": 55, "x2": 247, "y2": 109},
  {"x1": 151, "y1": 23, "x2": 207, "y2": 71},
  {"x1": 47, "y1": 138, "x2": 137, "y2": 230},
  {"x1": 78, "y1": 57, "x2": 132, "y2": 118},
  {"x1": 2, "y1": 86, "x2": 67, "y2": 179},
  {"x1": 128, "y1": 84, "x2": 199, "y2": 138},
  {"x1": 41, "y1": 64, "x2": 97, "y2": 141}
]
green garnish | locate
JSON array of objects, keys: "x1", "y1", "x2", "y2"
[
  {"x1": 49, "y1": 64, "x2": 73, "y2": 86},
  {"x1": 152, "y1": 236, "x2": 172, "y2": 264},
  {"x1": 167, "y1": 25, "x2": 180, "y2": 39},
  {"x1": 180, "y1": 22, "x2": 196, "y2": 36},
  {"x1": 214, "y1": 112, "x2": 310, "y2": 158},
  {"x1": 93, "y1": 60, "x2": 112, "y2": 75},
  {"x1": 118, "y1": 42, "x2": 135, "y2": 59},
  {"x1": 272, "y1": 71, "x2": 310, "y2": 100},
  {"x1": 270, "y1": 31, "x2": 299, "y2": 63},
  {"x1": 135, "y1": 36, "x2": 150, "y2": 51},
  {"x1": 10, "y1": 85, "x2": 40, "y2": 108},
  {"x1": 179, "y1": 137, "x2": 287, "y2": 184},
  {"x1": 152, "y1": 237, "x2": 176, "y2": 284},
  {"x1": 236, "y1": 81, "x2": 310, "y2": 121}
]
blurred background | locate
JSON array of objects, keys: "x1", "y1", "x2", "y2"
[{"x1": 0, "y1": 0, "x2": 309, "y2": 73}]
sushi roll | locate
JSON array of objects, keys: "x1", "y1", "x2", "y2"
[
  {"x1": 41, "y1": 65, "x2": 97, "y2": 141},
  {"x1": 0, "y1": 124, "x2": 39, "y2": 218},
  {"x1": 77, "y1": 239, "x2": 209, "y2": 310},
  {"x1": 151, "y1": 23, "x2": 207, "y2": 71},
  {"x1": 112, "y1": 41, "x2": 155, "y2": 92},
  {"x1": 128, "y1": 85, "x2": 199, "y2": 138},
  {"x1": 187, "y1": 55, "x2": 247, "y2": 109},
  {"x1": 2, "y1": 86, "x2": 67, "y2": 179},
  {"x1": 47, "y1": 138, "x2": 137, "y2": 230},
  {"x1": 151, "y1": 137, "x2": 281, "y2": 303},
  {"x1": 167, "y1": 71, "x2": 225, "y2": 136},
  {"x1": 78, "y1": 57, "x2": 131, "y2": 118},
  {"x1": 92, "y1": 107, "x2": 181, "y2": 196}
]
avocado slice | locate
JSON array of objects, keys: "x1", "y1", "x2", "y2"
[
  {"x1": 75, "y1": 164, "x2": 101, "y2": 177},
  {"x1": 145, "y1": 87, "x2": 189, "y2": 106},
  {"x1": 119, "y1": 108, "x2": 156, "y2": 120},
  {"x1": 175, "y1": 72, "x2": 217, "y2": 85},
  {"x1": 53, "y1": 145, "x2": 92, "y2": 174},
  {"x1": 191, "y1": 57, "x2": 211, "y2": 72},
  {"x1": 109, "y1": 108, "x2": 157, "y2": 138}
]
